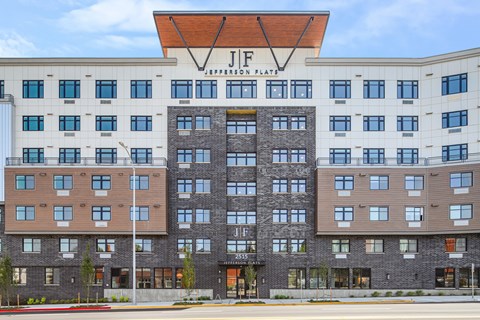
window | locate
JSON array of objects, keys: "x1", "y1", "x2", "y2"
[
  {"x1": 272, "y1": 116, "x2": 288, "y2": 130},
  {"x1": 23, "y1": 80, "x2": 44, "y2": 98},
  {"x1": 288, "y1": 268, "x2": 306, "y2": 289},
  {"x1": 405, "y1": 207, "x2": 423, "y2": 221},
  {"x1": 334, "y1": 207, "x2": 353, "y2": 221},
  {"x1": 227, "y1": 153, "x2": 256, "y2": 166},
  {"x1": 332, "y1": 239, "x2": 350, "y2": 253},
  {"x1": 195, "y1": 149, "x2": 210, "y2": 163},
  {"x1": 196, "y1": 179, "x2": 211, "y2": 193},
  {"x1": 95, "y1": 148, "x2": 117, "y2": 164},
  {"x1": 177, "y1": 149, "x2": 193, "y2": 163},
  {"x1": 59, "y1": 238, "x2": 78, "y2": 252},
  {"x1": 449, "y1": 204, "x2": 472, "y2": 220},
  {"x1": 459, "y1": 268, "x2": 478, "y2": 288},
  {"x1": 96, "y1": 239, "x2": 115, "y2": 252},
  {"x1": 196, "y1": 80, "x2": 217, "y2": 98},
  {"x1": 450, "y1": 172, "x2": 473, "y2": 188},
  {"x1": 400, "y1": 239, "x2": 418, "y2": 253},
  {"x1": 405, "y1": 175, "x2": 424, "y2": 190},
  {"x1": 330, "y1": 80, "x2": 351, "y2": 98},
  {"x1": 177, "y1": 116, "x2": 192, "y2": 130},
  {"x1": 23, "y1": 148, "x2": 44, "y2": 163},
  {"x1": 227, "y1": 121, "x2": 256, "y2": 134},
  {"x1": 96, "y1": 116, "x2": 117, "y2": 131},
  {"x1": 59, "y1": 80, "x2": 80, "y2": 98},
  {"x1": 130, "y1": 175, "x2": 149, "y2": 190},
  {"x1": 272, "y1": 149, "x2": 288, "y2": 163},
  {"x1": 436, "y1": 268, "x2": 455, "y2": 288},
  {"x1": 131, "y1": 80, "x2": 152, "y2": 98},
  {"x1": 0, "y1": 80, "x2": 3, "y2": 98},
  {"x1": 227, "y1": 211, "x2": 256, "y2": 225},
  {"x1": 363, "y1": 148, "x2": 384, "y2": 164},
  {"x1": 335, "y1": 176, "x2": 353, "y2": 190},
  {"x1": 136, "y1": 268, "x2": 151, "y2": 288},
  {"x1": 13, "y1": 268, "x2": 27, "y2": 285},
  {"x1": 16, "y1": 206, "x2": 35, "y2": 221},
  {"x1": 111, "y1": 268, "x2": 129, "y2": 288},
  {"x1": 397, "y1": 116, "x2": 418, "y2": 131},
  {"x1": 54, "y1": 175, "x2": 73, "y2": 190},
  {"x1": 370, "y1": 176, "x2": 389, "y2": 190},
  {"x1": 59, "y1": 116, "x2": 80, "y2": 131},
  {"x1": 445, "y1": 238, "x2": 466, "y2": 252},
  {"x1": 15, "y1": 175, "x2": 35, "y2": 190},
  {"x1": 177, "y1": 209, "x2": 193, "y2": 223},
  {"x1": 96, "y1": 80, "x2": 117, "y2": 98},
  {"x1": 131, "y1": 116, "x2": 152, "y2": 131},
  {"x1": 154, "y1": 268, "x2": 173, "y2": 289},
  {"x1": 177, "y1": 239, "x2": 193, "y2": 252},
  {"x1": 92, "y1": 175, "x2": 111, "y2": 190},
  {"x1": 291, "y1": 179, "x2": 306, "y2": 193},
  {"x1": 273, "y1": 239, "x2": 288, "y2": 253},
  {"x1": 135, "y1": 239, "x2": 152, "y2": 252},
  {"x1": 226, "y1": 80, "x2": 256, "y2": 98},
  {"x1": 92, "y1": 206, "x2": 111, "y2": 221},
  {"x1": 442, "y1": 144, "x2": 468, "y2": 161},
  {"x1": 369, "y1": 207, "x2": 389, "y2": 221},
  {"x1": 273, "y1": 209, "x2": 288, "y2": 223},
  {"x1": 352, "y1": 268, "x2": 371, "y2": 289},
  {"x1": 397, "y1": 148, "x2": 418, "y2": 164},
  {"x1": 59, "y1": 148, "x2": 81, "y2": 164},
  {"x1": 171, "y1": 80, "x2": 192, "y2": 98},
  {"x1": 273, "y1": 179, "x2": 288, "y2": 193},
  {"x1": 227, "y1": 240, "x2": 256, "y2": 253},
  {"x1": 291, "y1": 209, "x2": 306, "y2": 223},
  {"x1": 227, "y1": 182, "x2": 256, "y2": 195},
  {"x1": 45, "y1": 267, "x2": 60, "y2": 285},
  {"x1": 196, "y1": 239, "x2": 211, "y2": 253},
  {"x1": 291, "y1": 80, "x2": 312, "y2": 98},
  {"x1": 266, "y1": 80, "x2": 287, "y2": 99},
  {"x1": 54, "y1": 206, "x2": 73, "y2": 221},
  {"x1": 291, "y1": 149, "x2": 306, "y2": 163},
  {"x1": 131, "y1": 148, "x2": 152, "y2": 164},
  {"x1": 310, "y1": 268, "x2": 328, "y2": 289},
  {"x1": 363, "y1": 80, "x2": 384, "y2": 98},
  {"x1": 363, "y1": 116, "x2": 385, "y2": 131},
  {"x1": 442, "y1": 73, "x2": 467, "y2": 95},
  {"x1": 195, "y1": 209, "x2": 210, "y2": 223},
  {"x1": 23, "y1": 116, "x2": 44, "y2": 131},
  {"x1": 397, "y1": 80, "x2": 418, "y2": 99},
  {"x1": 292, "y1": 116, "x2": 306, "y2": 130},
  {"x1": 442, "y1": 110, "x2": 468, "y2": 128},
  {"x1": 195, "y1": 116, "x2": 211, "y2": 129},
  {"x1": 329, "y1": 148, "x2": 351, "y2": 164},
  {"x1": 366, "y1": 239, "x2": 384, "y2": 253},
  {"x1": 329, "y1": 116, "x2": 351, "y2": 131},
  {"x1": 177, "y1": 179, "x2": 192, "y2": 193},
  {"x1": 130, "y1": 207, "x2": 150, "y2": 221},
  {"x1": 23, "y1": 238, "x2": 41, "y2": 252}
]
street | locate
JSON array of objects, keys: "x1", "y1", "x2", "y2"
[{"x1": 4, "y1": 303, "x2": 480, "y2": 320}]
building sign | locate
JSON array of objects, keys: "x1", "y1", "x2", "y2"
[
  {"x1": 204, "y1": 49, "x2": 279, "y2": 77},
  {"x1": 218, "y1": 260, "x2": 265, "y2": 266}
]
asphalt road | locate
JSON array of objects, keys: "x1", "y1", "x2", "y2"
[{"x1": 5, "y1": 303, "x2": 480, "y2": 320}]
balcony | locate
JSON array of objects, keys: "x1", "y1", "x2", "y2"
[{"x1": 6, "y1": 157, "x2": 167, "y2": 167}]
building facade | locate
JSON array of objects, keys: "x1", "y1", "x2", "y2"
[{"x1": 0, "y1": 11, "x2": 479, "y2": 301}]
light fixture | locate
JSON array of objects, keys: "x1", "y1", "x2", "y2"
[
  {"x1": 262, "y1": 277, "x2": 265, "y2": 284},
  {"x1": 386, "y1": 273, "x2": 390, "y2": 280},
  {"x1": 218, "y1": 277, "x2": 222, "y2": 284},
  {"x1": 71, "y1": 277, "x2": 75, "y2": 283}
]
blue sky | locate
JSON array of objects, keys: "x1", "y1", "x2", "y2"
[{"x1": 0, "y1": 0, "x2": 479, "y2": 58}]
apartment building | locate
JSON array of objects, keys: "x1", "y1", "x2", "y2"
[{"x1": 0, "y1": 11, "x2": 479, "y2": 300}]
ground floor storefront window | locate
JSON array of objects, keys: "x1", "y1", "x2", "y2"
[
  {"x1": 111, "y1": 268, "x2": 129, "y2": 288},
  {"x1": 352, "y1": 268, "x2": 371, "y2": 289},
  {"x1": 154, "y1": 268, "x2": 173, "y2": 288},
  {"x1": 136, "y1": 267, "x2": 151, "y2": 288},
  {"x1": 459, "y1": 268, "x2": 478, "y2": 288},
  {"x1": 288, "y1": 268, "x2": 306, "y2": 289},
  {"x1": 309, "y1": 267, "x2": 328, "y2": 289},
  {"x1": 226, "y1": 267, "x2": 257, "y2": 299},
  {"x1": 435, "y1": 267, "x2": 455, "y2": 288},
  {"x1": 331, "y1": 268, "x2": 349, "y2": 288}
]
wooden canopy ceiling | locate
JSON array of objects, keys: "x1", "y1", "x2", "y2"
[{"x1": 153, "y1": 12, "x2": 330, "y2": 57}]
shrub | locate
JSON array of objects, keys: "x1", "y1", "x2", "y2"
[
  {"x1": 235, "y1": 301, "x2": 265, "y2": 305},
  {"x1": 27, "y1": 298, "x2": 35, "y2": 305},
  {"x1": 123, "y1": 296, "x2": 129, "y2": 302},
  {"x1": 198, "y1": 296, "x2": 211, "y2": 301},
  {"x1": 274, "y1": 295, "x2": 290, "y2": 299},
  {"x1": 349, "y1": 295, "x2": 354, "y2": 298},
  {"x1": 111, "y1": 295, "x2": 117, "y2": 302},
  {"x1": 385, "y1": 291, "x2": 393, "y2": 297},
  {"x1": 173, "y1": 301, "x2": 204, "y2": 305},
  {"x1": 119, "y1": 296, "x2": 125, "y2": 302},
  {"x1": 40, "y1": 297, "x2": 46, "y2": 304},
  {"x1": 406, "y1": 291, "x2": 415, "y2": 296},
  {"x1": 415, "y1": 290, "x2": 424, "y2": 296},
  {"x1": 49, "y1": 299, "x2": 59, "y2": 304},
  {"x1": 395, "y1": 291, "x2": 404, "y2": 297},
  {"x1": 70, "y1": 298, "x2": 77, "y2": 304},
  {"x1": 35, "y1": 299, "x2": 41, "y2": 304},
  {"x1": 308, "y1": 299, "x2": 340, "y2": 303},
  {"x1": 371, "y1": 291, "x2": 381, "y2": 297}
]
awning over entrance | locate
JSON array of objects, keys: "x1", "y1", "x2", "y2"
[{"x1": 218, "y1": 260, "x2": 266, "y2": 266}]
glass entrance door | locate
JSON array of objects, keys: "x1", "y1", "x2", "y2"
[{"x1": 226, "y1": 267, "x2": 257, "y2": 299}]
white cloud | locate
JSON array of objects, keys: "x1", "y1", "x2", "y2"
[
  {"x1": 0, "y1": 31, "x2": 37, "y2": 57},
  {"x1": 93, "y1": 35, "x2": 159, "y2": 49}
]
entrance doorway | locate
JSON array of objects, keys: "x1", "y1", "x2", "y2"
[{"x1": 226, "y1": 267, "x2": 256, "y2": 299}]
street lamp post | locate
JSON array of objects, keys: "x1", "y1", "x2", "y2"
[{"x1": 119, "y1": 141, "x2": 136, "y2": 305}]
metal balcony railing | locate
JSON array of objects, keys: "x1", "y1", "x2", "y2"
[{"x1": 6, "y1": 157, "x2": 167, "y2": 167}]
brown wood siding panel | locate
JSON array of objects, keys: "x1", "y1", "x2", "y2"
[{"x1": 4, "y1": 168, "x2": 167, "y2": 234}]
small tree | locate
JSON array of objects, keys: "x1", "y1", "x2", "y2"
[
  {"x1": 182, "y1": 250, "x2": 196, "y2": 298},
  {"x1": 0, "y1": 254, "x2": 15, "y2": 306},
  {"x1": 80, "y1": 244, "x2": 95, "y2": 304},
  {"x1": 244, "y1": 263, "x2": 256, "y2": 300},
  {"x1": 317, "y1": 261, "x2": 329, "y2": 300}
]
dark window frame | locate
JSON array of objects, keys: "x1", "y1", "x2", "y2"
[
  {"x1": 131, "y1": 80, "x2": 152, "y2": 99},
  {"x1": 329, "y1": 80, "x2": 351, "y2": 99},
  {"x1": 59, "y1": 80, "x2": 80, "y2": 98},
  {"x1": 95, "y1": 80, "x2": 117, "y2": 99},
  {"x1": 195, "y1": 80, "x2": 217, "y2": 99}
]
